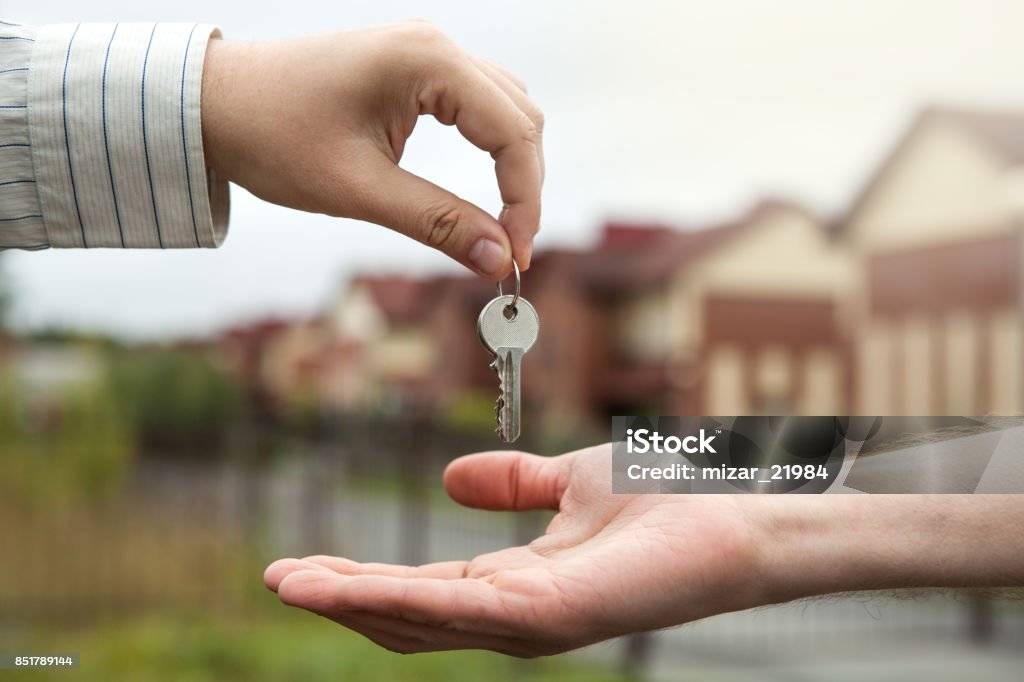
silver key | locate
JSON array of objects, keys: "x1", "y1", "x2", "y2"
[{"x1": 477, "y1": 294, "x2": 539, "y2": 443}]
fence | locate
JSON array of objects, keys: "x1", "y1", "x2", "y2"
[{"x1": 3, "y1": 420, "x2": 1024, "y2": 681}]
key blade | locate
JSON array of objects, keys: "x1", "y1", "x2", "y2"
[
  {"x1": 489, "y1": 350, "x2": 509, "y2": 440},
  {"x1": 496, "y1": 347, "x2": 522, "y2": 443},
  {"x1": 491, "y1": 352, "x2": 509, "y2": 441}
]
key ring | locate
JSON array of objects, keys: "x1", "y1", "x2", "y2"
[{"x1": 495, "y1": 258, "x2": 521, "y2": 312}]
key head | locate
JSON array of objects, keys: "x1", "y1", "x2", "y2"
[{"x1": 478, "y1": 295, "x2": 540, "y2": 354}]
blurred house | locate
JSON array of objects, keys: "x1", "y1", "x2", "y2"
[
  {"x1": 423, "y1": 275, "x2": 501, "y2": 407},
  {"x1": 527, "y1": 202, "x2": 854, "y2": 431},
  {"x1": 845, "y1": 107, "x2": 1024, "y2": 415},
  {"x1": 260, "y1": 316, "x2": 333, "y2": 412},
  {"x1": 631, "y1": 200, "x2": 852, "y2": 417},
  {"x1": 218, "y1": 319, "x2": 292, "y2": 414},
  {"x1": 5, "y1": 343, "x2": 103, "y2": 398},
  {"x1": 312, "y1": 209, "x2": 854, "y2": 433},
  {"x1": 0, "y1": 341, "x2": 104, "y2": 433},
  {"x1": 213, "y1": 104, "x2": 1024, "y2": 428},
  {"x1": 324, "y1": 275, "x2": 446, "y2": 413}
]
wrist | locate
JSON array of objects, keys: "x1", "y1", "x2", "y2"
[
  {"x1": 751, "y1": 495, "x2": 1024, "y2": 605},
  {"x1": 751, "y1": 496, "x2": 900, "y2": 604},
  {"x1": 201, "y1": 37, "x2": 244, "y2": 180}
]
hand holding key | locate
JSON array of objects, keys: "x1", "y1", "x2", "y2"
[
  {"x1": 478, "y1": 261, "x2": 539, "y2": 443},
  {"x1": 201, "y1": 21, "x2": 544, "y2": 279}
]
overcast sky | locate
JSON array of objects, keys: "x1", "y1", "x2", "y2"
[{"x1": 3, "y1": 0, "x2": 1024, "y2": 338}]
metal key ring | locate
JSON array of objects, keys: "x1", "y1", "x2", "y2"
[{"x1": 495, "y1": 258, "x2": 521, "y2": 311}]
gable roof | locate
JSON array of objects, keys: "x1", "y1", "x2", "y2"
[
  {"x1": 575, "y1": 199, "x2": 809, "y2": 294},
  {"x1": 946, "y1": 106, "x2": 1024, "y2": 164},
  {"x1": 346, "y1": 199, "x2": 819, "y2": 320},
  {"x1": 836, "y1": 105, "x2": 1024, "y2": 237},
  {"x1": 351, "y1": 275, "x2": 443, "y2": 325}
]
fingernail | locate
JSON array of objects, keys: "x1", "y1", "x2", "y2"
[{"x1": 468, "y1": 238, "x2": 506, "y2": 276}]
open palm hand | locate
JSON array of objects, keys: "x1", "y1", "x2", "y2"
[{"x1": 264, "y1": 444, "x2": 764, "y2": 656}]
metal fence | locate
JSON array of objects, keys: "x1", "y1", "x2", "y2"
[{"x1": 4, "y1": 427, "x2": 1024, "y2": 681}]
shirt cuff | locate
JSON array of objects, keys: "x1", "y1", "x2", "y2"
[
  {"x1": 28, "y1": 22, "x2": 229, "y2": 248},
  {"x1": 0, "y1": 22, "x2": 45, "y2": 249}
]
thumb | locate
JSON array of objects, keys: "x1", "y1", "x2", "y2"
[
  {"x1": 356, "y1": 159, "x2": 513, "y2": 280},
  {"x1": 443, "y1": 451, "x2": 572, "y2": 511}
]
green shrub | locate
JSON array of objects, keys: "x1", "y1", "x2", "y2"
[{"x1": 105, "y1": 349, "x2": 241, "y2": 450}]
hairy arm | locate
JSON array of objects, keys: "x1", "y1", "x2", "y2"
[{"x1": 757, "y1": 494, "x2": 1024, "y2": 603}]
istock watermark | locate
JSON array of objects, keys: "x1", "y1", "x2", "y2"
[
  {"x1": 625, "y1": 427, "x2": 718, "y2": 455},
  {"x1": 611, "y1": 416, "x2": 1024, "y2": 494}
]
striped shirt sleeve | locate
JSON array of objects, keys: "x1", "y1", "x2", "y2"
[
  {"x1": 0, "y1": 21, "x2": 44, "y2": 248},
  {"x1": 0, "y1": 20, "x2": 229, "y2": 249}
]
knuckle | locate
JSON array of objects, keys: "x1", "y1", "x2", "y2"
[
  {"x1": 400, "y1": 17, "x2": 436, "y2": 31},
  {"x1": 521, "y1": 119, "x2": 543, "y2": 148},
  {"x1": 421, "y1": 203, "x2": 463, "y2": 250},
  {"x1": 520, "y1": 105, "x2": 545, "y2": 136},
  {"x1": 512, "y1": 112, "x2": 543, "y2": 146},
  {"x1": 394, "y1": 20, "x2": 461, "y2": 73},
  {"x1": 532, "y1": 108, "x2": 546, "y2": 134},
  {"x1": 400, "y1": 18, "x2": 450, "y2": 46}
]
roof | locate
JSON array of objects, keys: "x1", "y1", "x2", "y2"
[
  {"x1": 346, "y1": 199, "x2": 814, "y2": 316},
  {"x1": 221, "y1": 318, "x2": 291, "y2": 343},
  {"x1": 596, "y1": 223, "x2": 679, "y2": 250},
  {"x1": 836, "y1": 105, "x2": 1024, "y2": 236},
  {"x1": 351, "y1": 275, "x2": 443, "y2": 325},
  {"x1": 575, "y1": 200, "x2": 804, "y2": 294},
  {"x1": 939, "y1": 106, "x2": 1024, "y2": 164}
]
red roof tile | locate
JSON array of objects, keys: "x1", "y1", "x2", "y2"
[{"x1": 353, "y1": 275, "x2": 443, "y2": 325}]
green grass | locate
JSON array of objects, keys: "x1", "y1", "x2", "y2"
[{"x1": 4, "y1": 611, "x2": 625, "y2": 682}]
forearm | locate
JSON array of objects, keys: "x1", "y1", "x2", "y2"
[{"x1": 754, "y1": 495, "x2": 1024, "y2": 605}]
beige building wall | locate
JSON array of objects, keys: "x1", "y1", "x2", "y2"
[
  {"x1": 653, "y1": 204, "x2": 857, "y2": 416},
  {"x1": 316, "y1": 361, "x2": 368, "y2": 412},
  {"x1": 616, "y1": 286, "x2": 675, "y2": 362},
  {"x1": 847, "y1": 112, "x2": 1024, "y2": 417},
  {"x1": 328, "y1": 284, "x2": 387, "y2": 344},
  {"x1": 847, "y1": 115, "x2": 1011, "y2": 253},
  {"x1": 901, "y1": 315, "x2": 934, "y2": 414},
  {"x1": 990, "y1": 308, "x2": 1024, "y2": 413},
  {"x1": 707, "y1": 346, "x2": 745, "y2": 414},
  {"x1": 261, "y1": 321, "x2": 327, "y2": 403},
  {"x1": 857, "y1": 320, "x2": 894, "y2": 414},
  {"x1": 705, "y1": 344, "x2": 845, "y2": 416},
  {"x1": 623, "y1": 203, "x2": 856, "y2": 369},
  {"x1": 323, "y1": 281, "x2": 437, "y2": 405},
  {"x1": 800, "y1": 347, "x2": 842, "y2": 415},
  {"x1": 370, "y1": 330, "x2": 435, "y2": 380},
  {"x1": 695, "y1": 206, "x2": 855, "y2": 300},
  {"x1": 755, "y1": 345, "x2": 791, "y2": 410},
  {"x1": 856, "y1": 309, "x2": 1024, "y2": 416},
  {"x1": 944, "y1": 310, "x2": 978, "y2": 415}
]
